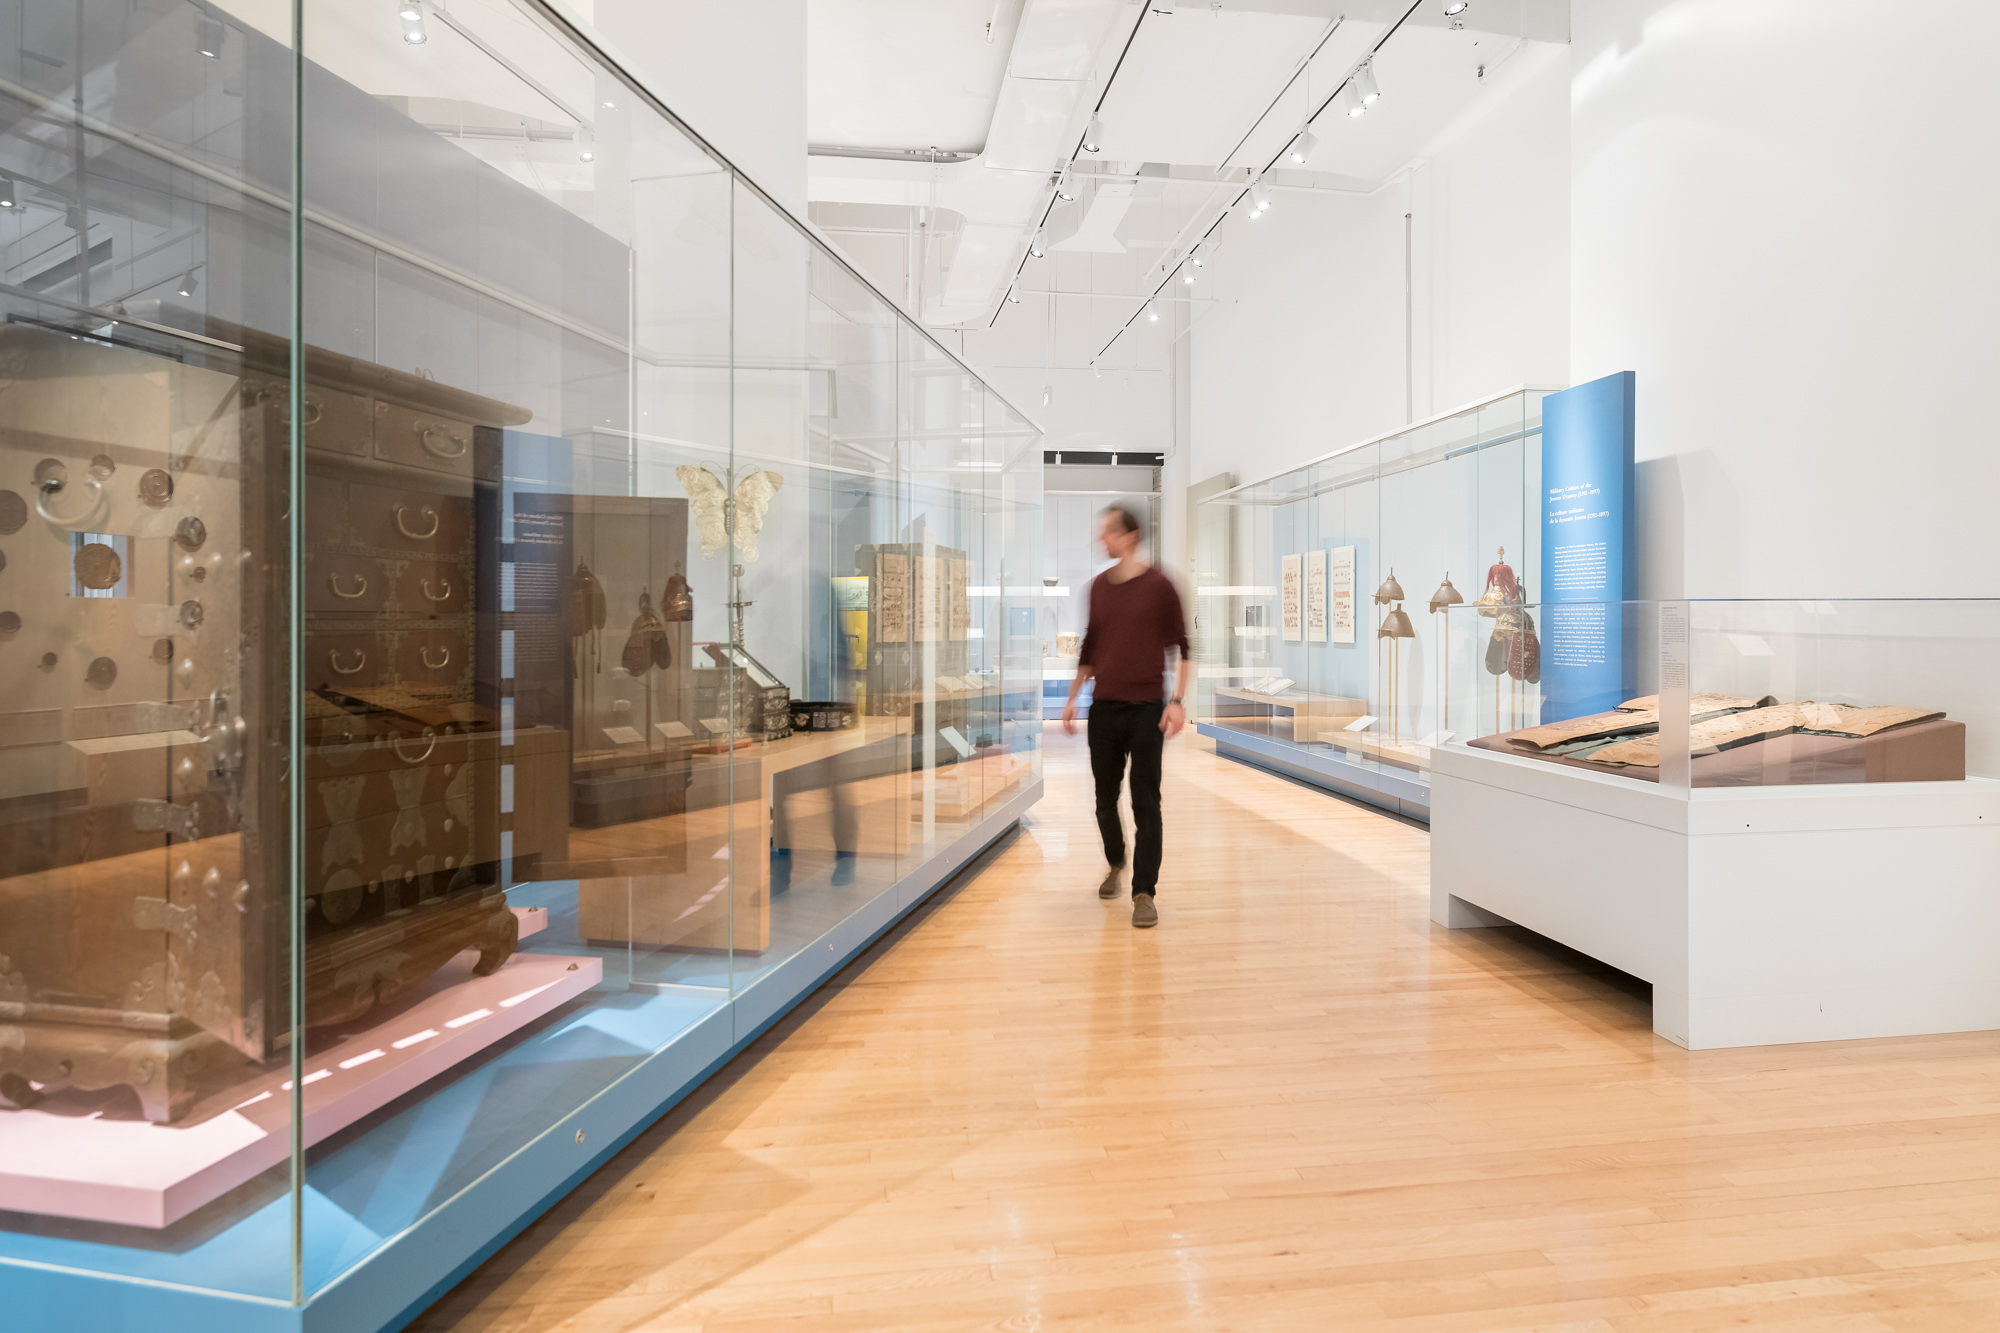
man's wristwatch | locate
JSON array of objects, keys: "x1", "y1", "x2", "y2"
[{"x1": 1169, "y1": 696, "x2": 1184, "y2": 706}]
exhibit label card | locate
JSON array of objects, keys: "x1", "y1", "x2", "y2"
[
  {"x1": 1306, "y1": 549, "x2": 1327, "y2": 642},
  {"x1": 1281, "y1": 553, "x2": 1302, "y2": 643},
  {"x1": 1330, "y1": 546, "x2": 1355, "y2": 644}
]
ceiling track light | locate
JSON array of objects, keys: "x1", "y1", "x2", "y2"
[
  {"x1": 1189, "y1": 242, "x2": 1205, "y2": 268},
  {"x1": 1082, "y1": 114, "x2": 1104, "y2": 154},
  {"x1": 578, "y1": 129, "x2": 595, "y2": 162},
  {"x1": 0, "y1": 178, "x2": 15, "y2": 209},
  {"x1": 1146, "y1": 300, "x2": 1160, "y2": 323},
  {"x1": 1352, "y1": 58, "x2": 1381, "y2": 108},
  {"x1": 1054, "y1": 175, "x2": 1074, "y2": 202},
  {"x1": 196, "y1": 15, "x2": 225, "y2": 58},
  {"x1": 1248, "y1": 181, "x2": 1271, "y2": 215},
  {"x1": 176, "y1": 268, "x2": 199, "y2": 299},
  {"x1": 1289, "y1": 126, "x2": 1318, "y2": 165},
  {"x1": 1006, "y1": 284, "x2": 1020, "y2": 304},
  {"x1": 400, "y1": 1, "x2": 428, "y2": 45},
  {"x1": 1182, "y1": 268, "x2": 1196, "y2": 285},
  {"x1": 1443, "y1": 0, "x2": 1469, "y2": 13},
  {"x1": 1029, "y1": 232, "x2": 1046, "y2": 259}
]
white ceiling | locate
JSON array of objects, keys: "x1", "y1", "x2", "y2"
[
  {"x1": 808, "y1": 0, "x2": 1567, "y2": 329},
  {"x1": 807, "y1": 0, "x2": 1027, "y2": 152}
]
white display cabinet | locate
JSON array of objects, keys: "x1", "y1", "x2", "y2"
[{"x1": 1431, "y1": 599, "x2": 2000, "y2": 1050}]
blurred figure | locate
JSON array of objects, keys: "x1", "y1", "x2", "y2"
[{"x1": 1061, "y1": 506, "x2": 1190, "y2": 929}]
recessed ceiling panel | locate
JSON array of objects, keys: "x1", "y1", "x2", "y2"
[
  {"x1": 808, "y1": 0, "x2": 1026, "y2": 152},
  {"x1": 1092, "y1": 7, "x2": 1334, "y2": 167}
]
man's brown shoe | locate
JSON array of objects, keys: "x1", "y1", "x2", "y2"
[
  {"x1": 1098, "y1": 867, "x2": 1123, "y2": 899},
  {"x1": 1132, "y1": 894, "x2": 1157, "y2": 928}
]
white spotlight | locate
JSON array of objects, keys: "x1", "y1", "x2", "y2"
[
  {"x1": 1146, "y1": 300, "x2": 1160, "y2": 323},
  {"x1": 196, "y1": 16, "x2": 225, "y2": 58},
  {"x1": 1006, "y1": 284, "x2": 1020, "y2": 304},
  {"x1": 1443, "y1": 0, "x2": 1469, "y2": 13},
  {"x1": 401, "y1": 9, "x2": 428, "y2": 44},
  {"x1": 578, "y1": 129, "x2": 595, "y2": 162},
  {"x1": 0, "y1": 178, "x2": 14, "y2": 209},
  {"x1": 1343, "y1": 82, "x2": 1368, "y2": 117},
  {"x1": 1055, "y1": 176, "x2": 1075, "y2": 201},
  {"x1": 1189, "y1": 243, "x2": 1205, "y2": 268},
  {"x1": 1083, "y1": 115, "x2": 1104, "y2": 154},
  {"x1": 397, "y1": 0, "x2": 422, "y2": 15},
  {"x1": 1289, "y1": 127, "x2": 1318, "y2": 164},
  {"x1": 1182, "y1": 268, "x2": 1196, "y2": 285},
  {"x1": 176, "y1": 269, "x2": 199, "y2": 298},
  {"x1": 1248, "y1": 181, "x2": 1271, "y2": 215},
  {"x1": 1029, "y1": 231, "x2": 1046, "y2": 259},
  {"x1": 1353, "y1": 58, "x2": 1380, "y2": 106}
]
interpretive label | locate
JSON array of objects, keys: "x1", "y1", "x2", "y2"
[{"x1": 1539, "y1": 372, "x2": 1636, "y2": 722}]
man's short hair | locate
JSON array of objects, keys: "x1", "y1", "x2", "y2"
[{"x1": 1102, "y1": 504, "x2": 1143, "y2": 536}]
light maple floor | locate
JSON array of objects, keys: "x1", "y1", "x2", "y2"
[{"x1": 414, "y1": 725, "x2": 2000, "y2": 1332}]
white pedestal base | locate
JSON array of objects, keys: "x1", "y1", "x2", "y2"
[{"x1": 1430, "y1": 743, "x2": 2000, "y2": 1049}]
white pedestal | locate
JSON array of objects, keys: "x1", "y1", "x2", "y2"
[{"x1": 1430, "y1": 743, "x2": 2000, "y2": 1049}]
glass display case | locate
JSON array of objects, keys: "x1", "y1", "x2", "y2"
[
  {"x1": 1439, "y1": 599, "x2": 1997, "y2": 791},
  {"x1": 1428, "y1": 599, "x2": 2000, "y2": 1051},
  {"x1": 1190, "y1": 388, "x2": 1551, "y2": 817},
  {"x1": 0, "y1": 2, "x2": 1042, "y2": 1327}
]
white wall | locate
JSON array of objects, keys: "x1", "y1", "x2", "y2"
[
  {"x1": 1186, "y1": 41, "x2": 1571, "y2": 503},
  {"x1": 1572, "y1": 0, "x2": 2000, "y2": 600},
  {"x1": 590, "y1": 0, "x2": 809, "y2": 217}
]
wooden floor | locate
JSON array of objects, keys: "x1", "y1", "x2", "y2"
[{"x1": 415, "y1": 724, "x2": 2000, "y2": 1331}]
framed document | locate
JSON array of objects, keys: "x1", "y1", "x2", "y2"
[
  {"x1": 947, "y1": 557, "x2": 970, "y2": 641},
  {"x1": 1281, "y1": 553, "x2": 1302, "y2": 643},
  {"x1": 875, "y1": 552, "x2": 909, "y2": 642},
  {"x1": 1306, "y1": 549, "x2": 1327, "y2": 642},
  {"x1": 1330, "y1": 546, "x2": 1355, "y2": 644},
  {"x1": 914, "y1": 555, "x2": 944, "y2": 642}
]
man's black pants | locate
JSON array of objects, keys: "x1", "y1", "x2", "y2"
[{"x1": 1087, "y1": 699, "x2": 1164, "y2": 897}]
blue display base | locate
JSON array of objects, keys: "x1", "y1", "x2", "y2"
[
  {"x1": 0, "y1": 780, "x2": 1043, "y2": 1333},
  {"x1": 1198, "y1": 723, "x2": 1431, "y2": 823}
]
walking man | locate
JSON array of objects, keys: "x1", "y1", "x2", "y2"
[{"x1": 1061, "y1": 505, "x2": 1191, "y2": 929}]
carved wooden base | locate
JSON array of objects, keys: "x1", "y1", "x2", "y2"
[{"x1": 0, "y1": 889, "x2": 519, "y2": 1124}]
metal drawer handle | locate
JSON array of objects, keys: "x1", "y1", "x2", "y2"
[
  {"x1": 393, "y1": 729, "x2": 437, "y2": 764},
  {"x1": 421, "y1": 577, "x2": 452, "y2": 603},
  {"x1": 420, "y1": 646, "x2": 450, "y2": 670},
  {"x1": 329, "y1": 572, "x2": 368, "y2": 599},
  {"x1": 281, "y1": 396, "x2": 324, "y2": 427},
  {"x1": 328, "y1": 648, "x2": 366, "y2": 676},
  {"x1": 419, "y1": 424, "x2": 468, "y2": 460},
  {"x1": 35, "y1": 475, "x2": 108, "y2": 531},
  {"x1": 394, "y1": 504, "x2": 439, "y2": 540}
]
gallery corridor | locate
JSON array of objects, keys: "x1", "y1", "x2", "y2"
[{"x1": 410, "y1": 726, "x2": 2000, "y2": 1331}]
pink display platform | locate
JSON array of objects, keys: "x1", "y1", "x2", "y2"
[{"x1": 0, "y1": 907, "x2": 599, "y2": 1228}]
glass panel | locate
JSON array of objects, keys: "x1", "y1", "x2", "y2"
[
  {"x1": 295, "y1": 0, "x2": 731, "y2": 1297},
  {"x1": 1193, "y1": 391, "x2": 1547, "y2": 798},
  {"x1": 0, "y1": 0, "x2": 300, "y2": 1302},
  {"x1": 0, "y1": 0, "x2": 1039, "y2": 1313},
  {"x1": 1443, "y1": 597, "x2": 1991, "y2": 795}
]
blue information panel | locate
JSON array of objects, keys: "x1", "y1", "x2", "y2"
[{"x1": 1539, "y1": 372, "x2": 1636, "y2": 722}]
